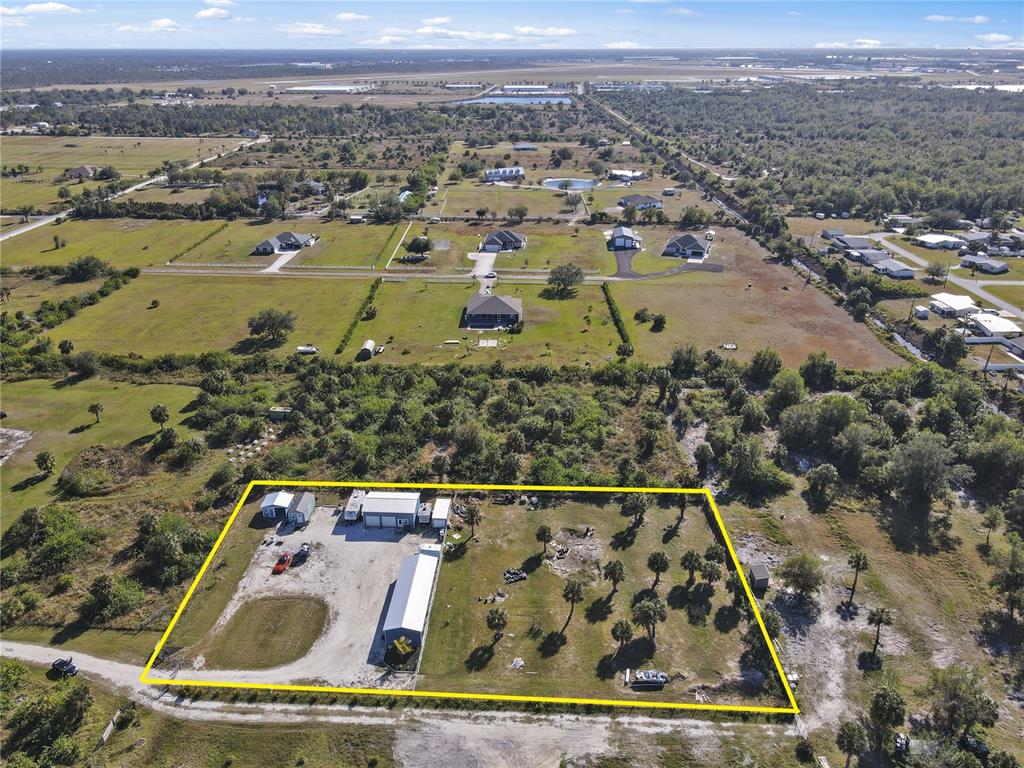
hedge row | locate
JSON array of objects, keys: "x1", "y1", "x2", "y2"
[
  {"x1": 336, "y1": 277, "x2": 383, "y2": 354},
  {"x1": 169, "y1": 221, "x2": 229, "y2": 263},
  {"x1": 602, "y1": 281, "x2": 634, "y2": 357}
]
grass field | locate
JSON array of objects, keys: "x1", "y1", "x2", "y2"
[
  {"x1": 408, "y1": 221, "x2": 609, "y2": 272},
  {"x1": 0, "y1": 272, "x2": 107, "y2": 316},
  {"x1": 785, "y1": 216, "x2": 877, "y2": 242},
  {"x1": 442, "y1": 181, "x2": 577, "y2": 218},
  {"x1": 983, "y1": 282, "x2": 1024, "y2": 308},
  {"x1": 1, "y1": 218, "x2": 225, "y2": 268},
  {"x1": 201, "y1": 596, "x2": 329, "y2": 669},
  {"x1": 55, "y1": 274, "x2": 372, "y2": 356},
  {"x1": 123, "y1": 185, "x2": 216, "y2": 205},
  {"x1": 356, "y1": 280, "x2": 621, "y2": 366},
  {"x1": 448, "y1": 140, "x2": 645, "y2": 170},
  {"x1": 588, "y1": 181, "x2": 710, "y2": 221},
  {"x1": 0, "y1": 176, "x2": 105, "y2": 211},
  {"x1": 895, "y1": 237, "x2": 1024, "y2": 282},
  {"x1": 0, "y1": 378, "x2": 202, "y2": 525},
  {"x1": 419, "y1": 493, "x2": 780, "y2": 706},
  {"x1": 610, "y1": 233, "x2": 905, "y2": 369}
]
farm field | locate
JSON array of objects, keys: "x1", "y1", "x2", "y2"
[
  {"x1": 1, "y1": 218, "x2": 225, "y2": 268},
  {"x1": 419, "y1": 492, "x2": 783, "y2": 706},
  {"x1": 610, "y1": 238, "x2": 905, "y2": 369},
  {"x1": 354, "y1": 280, "x2": 620, "y2": 366},
  {"x1": 405, "y1": 221, "x2": 609, "y2": 272},
  {"x1": 441, "y1": 181, "x2": 577, "y2": 218},
  {"x1": 54, "y1": 274, "x2": 371, "y2": 356}
]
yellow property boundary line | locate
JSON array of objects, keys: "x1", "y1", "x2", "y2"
[{"x1": 140, "y1": 481, "x2": 800, "y2": 715}]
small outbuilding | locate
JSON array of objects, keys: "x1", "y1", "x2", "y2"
[
  {"x1": 431, "y1": 498, "x2": 452, "y2": 529},
  {"x1": 362, "y1": 491, "x2": 421, "y2": 528},
  {"x1": 342, "y1": 489, "x2": 366, "y2": 523},
  {"x1": 260, "y1": 490, "x2": 294, "y2": 519},
  {"x1": 382, "y1": 544, "x2": 442, "y2": 648},
  {"x1": 748, "y1": 563, "x2": 771, "y2": 593},
  {"x1": 287, "y1": 491, "x2": 316, "y2": 526},
  {"x1": 606, "y1": 225, "x2": 642, "y2": 251},
  {"x1": 356, "y1": 339, "x2": 376, "y2": 362}
]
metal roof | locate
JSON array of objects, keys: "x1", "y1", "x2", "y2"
[
  {"x1": 260, "y1": 491, "x2": 294, "y2": 509},
  {"x1": 362, "y1": 491, "x2": 421, "y2": 517},
  {"x1": 431, "y1": 498, "x2": 452, "y2": 525},
  {"x1": 383, "y1": 546, "x2": 442, "y2": 638},
  {"x1": 290, "y1": 491, "x2": 315, "y2": 517}
]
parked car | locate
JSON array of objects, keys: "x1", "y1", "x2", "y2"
[
  {"x1": 51, "y1": 657, "x2": 78, "y2": 677},
  {"x1": 272, "y1": 552, "x2": 293, "y2": 574},
  {"x1": 294, "y1": 542, "x2": 311, "y2": 565},
  {"x1": 484, "y1": 271, "x2": 497, "y2": 279}
]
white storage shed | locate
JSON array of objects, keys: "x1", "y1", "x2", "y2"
[
  {"x1": 431, "y1": 498, "x2": 452, "y2": 529},
  {"x1": 260, "y1": 491, "x2": 294, "y2": 519},
  {"x1": 382, "y1": 544, "x2": 442, "y2": 647},
  {"x1": 362, "y1": 491, "x2": 421, "y2": 528}
]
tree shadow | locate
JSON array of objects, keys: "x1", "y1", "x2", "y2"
[
  {"x1": 444, "y1": 541, "x2": 468, "y2": 562},
  {"x1": 857, "y1": 650, "x2": 882, "y2": 672},
  {"x1": 229, "y1": 336, "x2": 283, "y2": 355},
  {"x1": 464, "y1": 644, "x2": 495, "y2": 672},
  {"x1": 630, "y1": 587, "x2": 659, "y2": 607},
  {"x1": 610, "y1": 526, "x2": 637, "y2": 551},
  {"x1": 595, "y1": 637, "x2": 656, "y2": 680},
  {"x1": 69, "y1": 422, "x2": 93, "y2": 434},
  {"x1": 538, "y1": 631, "x2": 566, "y2": 657},
  {"x1": 714, "y1": 605, "x2": 742, "y2": 634},
  {"x1": 11, "y1": 473, "x2": 48, "y2": 492},
  {"x1": 520, "y1": 552, "x2": 543, "y2": 574},
  {"x1": 667, "y1": 584, "x2": 690, "y2": 611},
  {"x1": 662, "y1": 522, "x2": 681, "y2": 545},
  {"x1": 771, "y1": 592, "x2": 821, "y2": 638},
  {"x1": 538, "y1": 286, "x2": 578, "y2": 301},
  {"x1": 686, "y1": 584, "x2": 714, "y2": 626},
  {"x1": 585, "y1": 595, "x2": 613, "y2": 624},
  {"x1": 836, "y1": 601, "x2": 860, "y2": 621}
]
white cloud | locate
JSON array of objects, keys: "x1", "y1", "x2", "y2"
[
  {"x1": 1, "y1": 2, "x2": 82, "y2": 15},
  {"x1": 231, "y1": 15, "x2": 255, "y2": 22},
  {"x1": 668, "y1": 7, "x2": 699, "y2": 16},
  {"x1": 605, "y1": 40, "x2": 642, "y2": 48},
  {"x1": 924, "y1": 14, "x2": 990, "y2": 23},
  {"x1": 2, "y1": 14, "x2": 28, "y2": 24},
  {"x1": 785, "y1": 10, "x2": 801, "y2": 16},
  {"x1": 512, "y1": 25, "x2": 576, "y2": 36},
  {"x1": 420, "y1": 15, "x2": 451, "y2": 24},
  {"x1": 117, "y1": 17, "x2": 186, "y2": 33},
  {"x1": 363, "y1": 34, "x2": 405, "y2": 45},
  {"x1": 415, "y1": 25, "x2": 513, "y2": 42},
  {"x1": 976, "y1": 32, "x2": 1013, "y2": 42},
  {"x1": 814, "y1": 38, "x2": 881, "y2": 49},
  {"x1": 204, "y1": 0, "x2": 233, "y2": 5},
  {"x1": 195, "y1": 7, "x2": 228, "y2": 19},
  {"x1": 337, "y1": 12, "x2": 370, "y2": 21},
  {"x1": 275, "y1": 21, "x2": 343, "y2": 37}
]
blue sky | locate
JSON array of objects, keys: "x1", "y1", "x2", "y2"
[{"x1": 1, "y1": 1, "x2": 1021, "y2": 50}]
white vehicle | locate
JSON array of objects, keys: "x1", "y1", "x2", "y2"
[
  {"x1": 296, "y1": 344, "x2": 320, "y2": 355},
  {"x1": 484, "y1": 271, "x2": 497, "y2": 279},
  {"x1": 428, "y1": 216, "x2": 441, "y2": 224}
]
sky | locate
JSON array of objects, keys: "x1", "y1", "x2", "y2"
[{"x1": 1, "y1": 1, "x2": 1022, "y2": 50}]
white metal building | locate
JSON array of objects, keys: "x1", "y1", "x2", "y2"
[
  {"x1": 970, "y1": 314, "x2": 1023, "y2": 338},
  {"x1": 260, "y1": 491, "x2": 294, "y2": 519},
  {"x1": 930, "y1": 292, "x2": 978, "y2": 318},
  {"x1": 431, "y1": 498, "x2": 452, "y2": 529},
  {"x1": 362, "y1": 491, "x2": 421, "y2": 528},
  {"x1": 382, "y1": 544, "x2": 442, "y2": 647}
]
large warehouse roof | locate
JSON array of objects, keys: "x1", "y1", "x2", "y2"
[
  {"x1": 362, "y1": 491, "x2": 421, "y2": 516},
  {"x1": 383, "y1": 545, "x2": 442, "y2": 640}
]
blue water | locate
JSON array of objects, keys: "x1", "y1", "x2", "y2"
[
  {"x1": 457, "y1": 96, "x2": 572, "y2": 105},
  {"x1": 542, "y1": 178, "x2": 598, "y2": 190}
]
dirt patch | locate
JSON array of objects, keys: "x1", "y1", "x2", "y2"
[
  {"x1": 0, "y1": 427, "x2": 34, "y2": 465},
  {"x1": 546, "y1": 527, "x2": 604, "y2": 580}
]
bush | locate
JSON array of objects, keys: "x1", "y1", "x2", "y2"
[{"x1": 86, "y1": 574, "x2": 145, "y2": 622}]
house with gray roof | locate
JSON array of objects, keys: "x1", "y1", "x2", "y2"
[
  {"x1": 464, "y1": 294, "x2": 523, "y2": 329},
  {"x1": 960, "y1": 253, "x2": 1009, "y2": 275},
  {"x1": 618, "y1": 193, "x2": 662, "y2": 211},
  {"x1": 606, "y1": 225, "x2": 642, "y2": 251},
  {"x1": 482, "y1": 230, "x2": 527, "y2": 252},
  {"x1": 832, "y1": 235, "x2": 873, "y2": 252},
  {"x1": 848, "y1": 248, "x2": 891, "y2": 265},
  {"x1": 663, "y1": 233, "x2": 711, "y2": 259},
  {"x1": 253, "y1": 232, "x2": 317, "y2": 255}
]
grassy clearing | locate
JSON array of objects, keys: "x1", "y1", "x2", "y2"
[
  {"x1": 292, "y1": 222, "x2": 399, "y2": 267},
  {"x1": 419, "y1": 494, "x2": 777, "y2": 706},
  {"x1": 1, "y1": 217, "x2": 224, "y2": 268},
  {"x1": 55, "y1": 274, "x2": 371, "y2": 356},
  {"x1": 0, "y1": 176, "x2": 105, "y2": 211},
  {"x1": 983, "y1": 282, "x2": 1024, "y2": 308},
  {"x1": 123, "y1": 185, "x2": 216, "y2": 205},
  {"x1": 0, "y1": 272, "x2": 107, "y2": 316},
  {"x1": 1, "y1": 625, "x2": 163, "y2": 664},
  {"x1": 1, "y1": 136, "x2": 241, "y2": 174},
  {"x1": 447, "y1": 139, "x2": 645, "y2": 170},
  {"x1": 0, "y1": 378, "x2": 202, "y2": 525},
  {"x1": 355, "y1": 280, "x2": 620, "y2": 366},
  {"x1": 202, "y1": 596, "x2": 328, "y2": 669},
  {"x1": 588, "y1": 181, "x2": 709, "y2": 221},
  {"x1": 785, "y1": 216, "x2": 877, "y2": 241},
  {"x1": 442, "y1": 181, "x2": 575, "y2": 218},
  {"x1": 612, "y1": 233, "x2": 905, "y2": 369}
]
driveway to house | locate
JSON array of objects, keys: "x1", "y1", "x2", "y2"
[
  {"x1": 261, "y1": 249, "x2": 303, "y2": 273},
  {"x1": 467, "y1": 249, "x2": 498, "y2": 289},
  {"x1": 873, "y1": 233, "x2": 1023, "y2": 320}
]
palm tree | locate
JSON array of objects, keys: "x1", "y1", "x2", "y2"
[
  {"x1": 622, "y1": 493, "x2": 649, "y2": 528},
  {"x1": 848, "y1": 551, "x2": 869, "y2": 606},
  {"x1": 486, "y1": 607, "x2": 507, "y2": 643},
  {"x1": 464, "y1": 504, "x2": 482, "y2": 537},
  {"x1": 868, "y1": 607, "x2": 894, "y2": 656},
  {"x1": 647, "y1": 551, "x2": 670, "y2": 589},
  {"x1": 681, "y1": 550, "x2": 702, "y2": 584},
  {"x1": 835, "y1": 720, "x2": 868, "y2": 768},
  {"x1": 725, "y1": 571, "x2": 744, "y2": 605},
  {"x1": 631, "y1": 596, "x2": 667, "y2": 641},
  {"x1": 699, "y1": 561, "x2": 721, "y2": 585},
  {"x1": 611, "y1": 618, "x2": 633, "y2": 655},
  {"x1": 562, "y1": 579, "x2": 584, "y2": 632},
  {"x1": 603, "y1": 560, "x2": 625, "y2": 595},
  {"x1": 536, "y1": 525, "x2": 553, "y2": 555},
  {"x1": 150, "y1": 403, "x2": 169, "y2": 432}
]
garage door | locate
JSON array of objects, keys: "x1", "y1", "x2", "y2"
[
  {"x1": 382, "y1": 516, "x2": 397, "y2": 527},
  {"x1": 365, "y1": 515, "x2": 381, "y2": 527}
]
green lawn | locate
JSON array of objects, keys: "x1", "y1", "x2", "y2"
[
  {"x1": 202, "y1": 596, "x2": 328, "y2": 669},
  {"x1": 442, "y1": 181, "x2": 575, "y2": 218},
  {"x1": 0, "y1": 378, "x2": 202, "y2": 526},
  {"x1": 1, "y1": 218, "x2": 225, "y2": 268},
  {"x1": 418, "y1": 493, "x2": 778, "y2": 706},
  {"x1": 0, "y1": 176, "x2": 105, "y2": 212},
  {"x1": 355, "y1": 280, "x2": 621, "y2": 366},
  {"x1": 0, "y1": 272, "x2": 108, "y2": 316},
  {"x1": 983, "y1": 283, "x2": 1024, "y2": 308},
  {"x1": 123, "y1": 185, "x2": 216, "y2": 205},
  {"x1": 54, "y1": 273, "x2": 372, "y2": 356},
  {"x1": 895, "y1": 237, "x2": 1024, "y2": 281}
]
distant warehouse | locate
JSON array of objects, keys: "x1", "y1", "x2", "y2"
[{"x1": 382, "y1": 544, "x2": 443, "y2": 648}]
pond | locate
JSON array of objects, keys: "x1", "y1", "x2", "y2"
[
  {"x1": 541, "y1": 178, "x2": 599, "y2": 190},
  {"x1": 456, "y1": 96, "x2": 572, "y2": 105}
]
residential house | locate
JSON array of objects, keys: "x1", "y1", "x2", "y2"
[
  {"x1": 464, "y1": 294, "x2": 523, "y2": 329},
  {"x1": 606, "y1": 225, "x2": 642, "y2": 251},
  {"x1": 873, "y1": 259, "x2": 915, "y2": 279},
  {"x1": 849, "y1": 248, "x2": 891, "y2": 265},
  {"x1": 63, "y1": 164, "x2": 102, "y2": 180},
  {"x1": 821, "y1": 228, "x2": 845, "y2": 240},
  {"x1": 252, "y1": 232, "x2": 317, "y2": 255},
  {"x1": 959, "y1": 231, "x2": 991, "y2": 246},
  {"x1": 381, "y1": 544, "x2": 442, "y2": 648},
  {"x1": 240, "y1": 128, "x2": 259, "y2": 139},
  {"x1": 831, "y1": 235, "x2": 873, "y2": 252},
  {"x1": 969, "y1": 314, "x2": 1023, "y2": 339},
  {"x1": 482, "y1": 230, "x2": 527, "y2": 252},
  {"x1": 484, "y1": 166, "x2": 525, "y2": 182},
  {"x1": 914, "y1": 233, "x2": 965, "y2": 250},
  {"x1": 960, "y1": 254, "x2": 1009, "y2": 275},
  {"x1": 929, "y1": 292, "x2": 977, "y2": 318},
  {"x1": 663, "y1": 233, "x2": 712, "y2": 259},
  {"x1": 608, "y1": 169, "x2": 645, "y2": 182},
  {"x1": 618, "y1": 193, "x2": 662, "y2": 211}
]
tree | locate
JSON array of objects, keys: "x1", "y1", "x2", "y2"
[
  {"x1": 681, "y1": 550, "x2": 702, "y2": 583},
  {"x1": 611, "y1": 617, "x2": 633, "y2": 654},
  {"x1": 536, "y1": 524, "x2": 553, "y2": 555},
  {"x1": 990, "y1": 536, "x2": 1023, "y2": 622},
  {"x1": 486, "y1": 606, "x2": 508, "y2": 642},
  {"x1": 982, "y1": 506, "x2": 1003, "y2": 549},
  {"x1": 767, "y1": 369, "x2": 806, "y2": 413},
  {"x1": 836, "y1": 720, "x2": 868, "y2": 768},
  {"x1": 867, "y1": 607, "x2": 894, "y2": 655},
  {"x1": 779, "y1": 553, "x2": 824, "y2": 598},
  {"x1": 748, "y1": 348, "x2": 783, "y2": 386},
  {"x1": 622, "y1": 492, "x2": 649, "y2": 527},
  {"x1": 847, "y1": 551, "x2": 869, "y2": 606},
  {"x1": 647, "y1": 551, "x2": 670, "y2": 588},
  {"x1": 464, "y1": 504, "x2": 482, "y2": 537},
  {"x1": 562, "y1": 579, "x2": 584, "y2": 630},
  {"x1": 603, "y1": 559, "x2": 625, "y2": 594},
  {"x1": 34, "y1": 452, "x2": 56, "y2": 476},
  {"x1": 87, "y1": 403, "x2": 103, "y2": 423},
  {"x1": 405, "y1": 236, "x2": 432, "y2": 254},
  {"x1": 705, "y1": 543, "x2": 727, "y2": 564},
  {"x1": 58, "y1": 339, "x2": 74, "y2": 355},
  {"x1": 927, "y1": 665, "x2": 998, "y2": 739},
  {"x1": 149, "y1": 404, "x2": 170, "y2": 432},
  {"x1": 699, "y1": 560, "x2": 721, "y2": 585},
  {"x1": 886, "y1": 431, "x2": 972, "y2": 506},
  {"x1": 631, "y1": 596, "x2": 667, "y2": 640},
  {"x1": 247, "y1": 308, "x2": 296, "y2": 343},
  {"x1": 547, "y1": 263, "x2": 584, "y2": 296},
  {"x1": 868, "y1": 685, "x2": 906, "y2": 754},
  {"x1": 507, "y1": 204, "x2": 528, "y2": 221},
  {"x1": 925, "y1": 261, "x2": 947, "y2": 282},
  {"x1": 800, "y1": 351, "x2": 837, "y2": 391}
]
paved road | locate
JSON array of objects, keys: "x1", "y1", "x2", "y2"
[
  {"x1": 0, "y1": 136, "x2": 268, "y2": 243},
  {"x1": 873, "y1": 233, "x2": 1023, "y2": 320}
]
